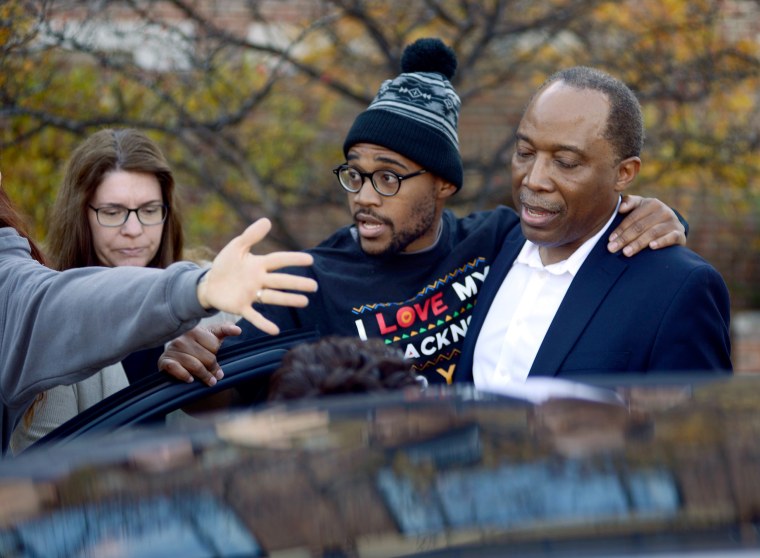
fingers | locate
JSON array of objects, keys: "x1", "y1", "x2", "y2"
[
  {"x1": 158, "y1": 324, "x2": 238, "y2": 387},
  {"x1": 617, "y1": 194, "x2": 642, "y2": 213},
  {"x1": 197, "y1": 218, "x2": 274, "y2": 310},
  {"x1": 233, "y1": 218, "x2": 272, "y2": 253},
  {"x1": 252, "y1": 273, "x2": 317, "y2": 310},
  {"x1": 608, "y1": 212, "x2": 651, "y2": 255},
  {"x1": 207, "y1": 322, "x2": 242, "y2": 340},
  {"x1": 648, "y1": 229, "x2": 686, "y2": 251},
  {"x1": 256, "y1": 290, "x2": 311, "y2": 308},
  {"x1": 261, "y1": 251, "x2": 314, "y2": 270},
  {"x1": 610, "y1": 225, "x2": 686, "y2": 256},
  {"x1": 251, "y1": 269, "x2": 316, "y2": 310},
  {"x1": 262, "y1": 272, "x2": 318, "y2": 294},
  {"x1": 159, "y1": 347, "x2": 222, "y2": 386},
  {"x1": 239, "y1": 306, "x2": 280, "y2": 336},
  {"x1": 608, "y1": 198, "x2": 685, "y2": 256},
  {"x1": 159, "y1": 357, "x2": 192, "y2": 383},
  {"x1": 198, "y1": 218, "x2": 317, "y2": 316}
]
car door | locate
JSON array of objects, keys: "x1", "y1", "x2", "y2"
[{"x1": 34, "y1": 328, "x2": 321, "y2": 446}]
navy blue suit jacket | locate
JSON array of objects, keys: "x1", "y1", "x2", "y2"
[{"x1": 455, "y1": 213, "x2": 732, "y2": 381}]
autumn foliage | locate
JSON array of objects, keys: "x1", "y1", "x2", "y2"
[{"x1": 1, "y1": 0, "x2": 759, "y2": 305}]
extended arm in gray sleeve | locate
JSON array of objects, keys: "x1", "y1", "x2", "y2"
[{"x1": 1, "y1": 239, "x2": 214, "y2": 408}]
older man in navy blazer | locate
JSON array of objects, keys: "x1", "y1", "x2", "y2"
[{"x1": 455, "y1": 67, "x2": 731, "y2": 389}]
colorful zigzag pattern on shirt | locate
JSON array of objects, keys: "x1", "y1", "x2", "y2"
[
  {"x1": 351, "y1": 257, "x2": 486, "y2": 314},
  {"x1": 412, "y1": 348, "x2": 461, "y2": 372},
  {"x1": 381, "y1": 304, "x2": 473, "y2": 343}
]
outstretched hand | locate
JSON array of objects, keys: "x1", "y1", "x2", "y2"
[
  {"x1": 607, "y1": 195, "x2": 686, "y2": 257},
  {"x1": 196, "y1": 218, "x2": 317, "y2": 334}
]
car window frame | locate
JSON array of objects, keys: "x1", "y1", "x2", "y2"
[{"x1": 33, "y1": 328, "x2": 321, "y2": 447}]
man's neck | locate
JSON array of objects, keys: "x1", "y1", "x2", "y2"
[{"x1": 402, "y1": 217, "x2": 444, "y2": 255}]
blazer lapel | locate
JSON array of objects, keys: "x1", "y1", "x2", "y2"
[
  {"x1": 473, "y1": 228, "x2": 524, "y2": 331},
  {"x1": 455, "y1": 226, "x2": 524, "y2": 381},
  {"x1": 529, "y1": 215, "x2": 629, "y2": 376}
]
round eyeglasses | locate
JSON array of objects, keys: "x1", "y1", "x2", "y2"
[
  {"x1": 88, "y1": 204, "x2": 168, "y2": 227},
  {"x1": 333, "y1": 164, "x2": 427, "y2": 197}
]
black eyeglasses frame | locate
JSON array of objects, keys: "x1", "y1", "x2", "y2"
[
  {"x1": 88, "y1": 203, "x2": 168, "y2": 227},
  {"x1": 332, "y1": 164, "x2": 427, "y2": 197}
]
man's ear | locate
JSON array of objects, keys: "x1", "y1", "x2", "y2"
[
  {"x1": 436, "y1": 180, "x2": 458, "y2": 200},
  {"x1": 614, "y1": 156, "x2": 641, "y2": 193}
]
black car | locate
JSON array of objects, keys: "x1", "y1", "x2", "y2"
[{"x1": 0, "y1": 336, "x2": 758, "y2": 557}]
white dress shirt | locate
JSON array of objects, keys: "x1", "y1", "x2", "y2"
[{"x1": 473, "y1": 198, "x2": 621, "y2": 393}]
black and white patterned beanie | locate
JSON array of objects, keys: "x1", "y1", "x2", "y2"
[{"x1": 343, "y1": 38, "x2": 463, "y2": 190}]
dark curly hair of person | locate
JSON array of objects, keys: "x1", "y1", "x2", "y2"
[{"x1": 267, "y1": 336, "x2": 422, "y2": 401}]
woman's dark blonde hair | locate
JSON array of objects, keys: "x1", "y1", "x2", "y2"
[{"x1": 46, "y1": 128, "x2": 183, "y2": 270}]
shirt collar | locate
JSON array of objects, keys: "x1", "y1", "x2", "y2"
[{"x1": 516, "y1": 196, "x2": 622, "y2": 276}]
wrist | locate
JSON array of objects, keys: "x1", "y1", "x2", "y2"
[{"x1": 196, "y1": 271, "x2": 211, "y2": 309}]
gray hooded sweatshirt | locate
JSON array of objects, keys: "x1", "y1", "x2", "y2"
[{"x1": 0, "y1": 227, "x2": 215, "y2": 455}]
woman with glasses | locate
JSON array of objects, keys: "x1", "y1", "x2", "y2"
[
  {"x1": 49, "y1": 128, "x2": 182, "y2": 270},
  {"x1": 12, "y1": 129, "x2": 185, "y2": 453}
]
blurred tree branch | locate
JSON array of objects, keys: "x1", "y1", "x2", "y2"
[{"x1": 1, "y1": 0, "x2": 758, "y2": 305}]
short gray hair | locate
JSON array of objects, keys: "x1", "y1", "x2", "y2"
[{"x1": 538, "y1": 66, "x2": 644, "y2": 161}]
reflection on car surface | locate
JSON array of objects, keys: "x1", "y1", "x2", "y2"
[{"x1": 2, "y1": 365, "x2": 760, "y2": 556}]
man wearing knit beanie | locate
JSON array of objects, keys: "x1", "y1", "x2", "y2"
[
  {"x1": 335, "y1": 38, "x2": 462, "y2": 257},
  {"x1": 160, "y1": 38, "x2": 686, "y2": 387},
  {"x1": 344, "y1": 38, "x2": 463, "y2": 192}
]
